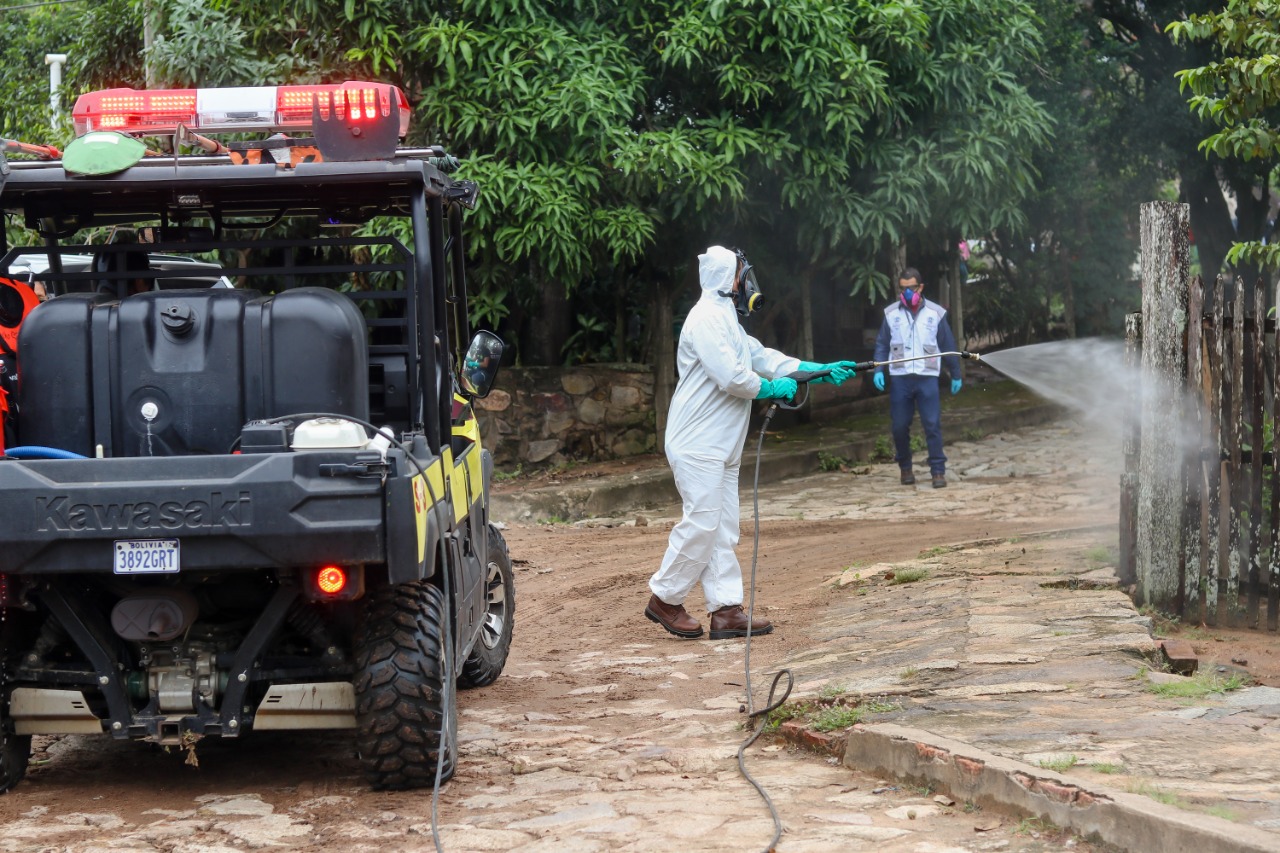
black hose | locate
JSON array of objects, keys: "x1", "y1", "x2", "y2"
[{"x1": 736, "y1": 403, "x2": 795, "y2": 853}]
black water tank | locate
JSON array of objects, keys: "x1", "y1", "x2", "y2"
[{"x1": 17, "y1": 287, "x2": 369, "y2": 457}]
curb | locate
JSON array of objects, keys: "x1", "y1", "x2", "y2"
[
  {"x1": 492, "y1": 402, "x2": 1065, "y2": 523},
  {"x1": 842, "y1": 722, "x2": 1280, "y2": 853}
]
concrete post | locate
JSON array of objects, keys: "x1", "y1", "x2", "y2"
[{"x1": 1135, "y1": 201, "x2": 1191, "y2": 609}]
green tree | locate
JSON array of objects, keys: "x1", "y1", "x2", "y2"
[
  {"x1": 34, "y1": 0, "x2": 1052, "y2": 375},
  {"x1": 0, "y1": 3, "x2": 82, "y2": 144},
  {"x1": 1086, "y1": 0, "x2": 1270, "y2": 286},
  {"x1": 969, "y1": 0, "x2": 1165, "y2": 344},
  {"x1": 1169, "y1": 0, "x2": 1280, "y2": 272}
]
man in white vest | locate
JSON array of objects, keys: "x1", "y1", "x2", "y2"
[{"x1": 871, "y1": 267, "x2": 963, "y2": 488}]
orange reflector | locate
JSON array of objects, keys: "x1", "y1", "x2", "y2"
[{"x1": 316, "y1": 566, "x2": 347, "y2": 595}]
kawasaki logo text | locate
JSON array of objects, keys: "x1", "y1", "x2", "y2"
[{"x1": 35, "y1": 492, "x2": 253, "y2": 532}]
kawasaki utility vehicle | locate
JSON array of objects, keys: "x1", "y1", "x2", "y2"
[{"x1": 0, "y1": 81, "x2": 513, "y2": 790}]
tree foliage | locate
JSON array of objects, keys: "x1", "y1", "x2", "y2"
[
  {"x1": 1170, "y1": 0, "x2": 1280, "y2": 271},
  {"x1": 7, "y1": 0, "x2": 1054, "y2": 363},
  {"x1": 967, "y1": 0, "x2": 1165, "y2": 344}
]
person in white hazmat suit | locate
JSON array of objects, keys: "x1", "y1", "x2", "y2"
[{"x1": 645, "y1": 245, "x2": 858, "y2": 640}]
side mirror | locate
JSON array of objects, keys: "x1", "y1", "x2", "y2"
[{"x1": 460, "y1": 330, "x2": 505, "y2": 398}]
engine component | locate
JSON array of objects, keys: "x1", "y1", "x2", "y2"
[
  {"x1": 111, "y1": 590, "x2": 198, "y2": 641},
  {"x1": 143, "y1": 642, "x2": 218, "y2": 713}
]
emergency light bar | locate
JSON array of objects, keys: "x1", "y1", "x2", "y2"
[{"x1": 71, "y1": 82, "x2": 410, "y2": 138}]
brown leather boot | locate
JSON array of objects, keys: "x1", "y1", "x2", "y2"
[
  {"x1": 645, "y1": 594, "x2": 703, "y2": 639},
  {"x1": 708, "y1": 605, "x2": 773, "y2": 640}
]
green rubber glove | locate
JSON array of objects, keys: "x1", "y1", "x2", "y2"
[
  {"x1": 873, "y1": 372, "x2": 886, "y2": 392},
  {"x1": 951, "y1": 378, "x2": 962, "y2": 395},
  {"x1": 798, "y1": 360, "x2": 858, "y2": 386},
  {"x1": 755, "y1": 376, "x2": 798, "y2": 400}
]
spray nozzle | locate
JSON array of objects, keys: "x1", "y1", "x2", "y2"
[{"x1": 960, "y1": 351, "x2": 981, "y2": 361}]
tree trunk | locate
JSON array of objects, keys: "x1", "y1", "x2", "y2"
[
  {"x1": 1135, "y1": 201, "x2": 1191, "y2": 611},
  {"x1": 1181, "y1": 160, "x2": 1233, "y2": 285},
  {"x1": 526, "y1": 279, "x2": 571, "y2": 365},
  {"x1": 651, "y1": 276, "x2": 679, "y2": 454},
  {"x1": 614, "y1": 273, "x2": 627, "y2": 363},
  {"x1": 798, "y1": 270, "x2": 814, "y2": 360},
  {"x1": 1062, "y1": 252, "x2": 1076, "y2": 339},
  {"x1": 892, "y1": 240, "x2": 907, "y2": 282}
]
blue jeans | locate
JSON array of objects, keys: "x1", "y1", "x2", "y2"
[{"x1": 889, "y1": 373, "x2": 946, "y2": 475}]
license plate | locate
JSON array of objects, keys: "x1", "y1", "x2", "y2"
[{"x1": 113, "y1": 539, "x2": 180, "y2": 574}]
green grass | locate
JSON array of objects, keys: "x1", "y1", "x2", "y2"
[
  {"x1": 919, "y1": 545, "x2": 950, "y2": 558},
  {"x1": 763, "y1": 702, "x2": 809, "y2": 731},
  {"x1": 863, "y1": 698, "x2": 901, "y2": 713},
  {"x1": 1127, "y1": 780, "x2": 1190, "y2": 808},
  {"x1": 1147, "y1": 671, "x2": 1247, "y2": 699},
  {"x1": 1137, "y1": 605, "x2": 1179, "y2": 638},
  {"x1": 1203, "y1": 804, "x2": 1239, "y2": 821},
  {"x1": 1084, "y1": 545, "x2": 1112, "y2": 563},
  {"x1": 765, "y1": 694, "x2": 900, "y2": 734},
  {"x1": 818, "y1": 451, "x2": 849, "y2": 472},
  {"x1": 492, "y1": 464, "x2": 524, "y2": 482},
  {"x1": 961, "y1": 427, "x2": 986, "y2": 440},
  {"x1": 810, "y1": 705, "x2": 865, "y2": 731},
  {"x1": 1014, "y1": 816, "x2": 1062, "y2": 835},
  {"x1": 817, "y1": 683, "x2": 848, "y2": 701},
  {"x1": 1090, "y1": 762, "x2": 1124, "y2": 774},
  {"x1": 888, "y1": 568, "x2": 929, "y2": 585},
  {"x1": 539, "y1": 514, "x2": 570, "y2": 525},
  {"x1": 871, "y1": 436, "x2": 894, "y2": 462},
  {"x1": 900, "y1": 666, "x2": 919, "y2": 680},
  {"x1": 1037, "y1": 754, "x2": 1078, "y2": 772}
]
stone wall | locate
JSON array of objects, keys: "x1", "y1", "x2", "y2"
[{"x1": 475, "y1": 364, "x2": 656, "y2": 467}]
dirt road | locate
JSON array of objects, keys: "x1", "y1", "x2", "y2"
[{"x1": 0, "y1": 422, "x2": 1166, "y2": 851}]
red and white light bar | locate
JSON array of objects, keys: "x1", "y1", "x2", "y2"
[{"x1": 71, "y1": 82, "x2": 410, "y2": 138}]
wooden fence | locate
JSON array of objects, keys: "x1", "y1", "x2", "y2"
[{"x1": 1121, "y1": 202, "x2": 1279, "y2": 630}]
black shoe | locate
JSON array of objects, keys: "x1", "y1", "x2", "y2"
[
  {"x1": 932, "y1": 473, "x2": 947, "y2": 488},
  {"x1": 900, "y1": 469, "x2": 916, "y2": 485}
]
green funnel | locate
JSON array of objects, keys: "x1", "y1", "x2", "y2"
[{"x1": 63, "y1": 131, "x2": 147, "y2": 176}]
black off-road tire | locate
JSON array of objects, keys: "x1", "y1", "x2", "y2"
[
  {"x1": 353, "y1": 580, "x2": 455, "y2": 790},
  {"x1": 458, "y1": 525, "x2": 515, "y2": 689}
]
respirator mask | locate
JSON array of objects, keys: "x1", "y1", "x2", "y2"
[
  {"x1": 899, "y1": 282, "x2": 923, "y2": 312},
  {"x1": 719, "y1": 249, "x2": 764, "y2": 317}
]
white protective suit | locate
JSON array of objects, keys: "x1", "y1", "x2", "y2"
[{"x1": 648, "y1": 246, "x2": 800, "y2": 611}]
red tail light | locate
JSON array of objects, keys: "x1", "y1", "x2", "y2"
[{"x1": 316, "y1": 566, "x2": 347, "y2": 595}]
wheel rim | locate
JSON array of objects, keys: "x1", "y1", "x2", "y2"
[{"x1": 479, "y1": 558, "x2": 508, "y2": 650}]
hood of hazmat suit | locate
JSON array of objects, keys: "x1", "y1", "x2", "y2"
[{"x1": 663, "y1": 245, "x2": 800, "y2": 464}]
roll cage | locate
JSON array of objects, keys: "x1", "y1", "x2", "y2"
[{"x1": 0, "y1": 152, "x2": 478, "y2": 456}]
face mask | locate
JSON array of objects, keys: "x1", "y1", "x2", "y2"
[
  {"x1": 899, "y1": 286, "x2": 922, "y2": 312},
  {"x1": 719, "y1": 249, "x2": 764, "y2": 317}
]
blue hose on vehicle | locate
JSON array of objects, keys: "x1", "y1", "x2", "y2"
[{"x1": 4, "y1": 446, "x2": 87, "y2": 460}]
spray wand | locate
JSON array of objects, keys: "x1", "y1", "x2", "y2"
[
  {"x1": 849, "y1": 350, "x2": 982, "y2": 372},
  {"x1": 771, "y1": 351, "x2": 979, "y2": 413}
]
